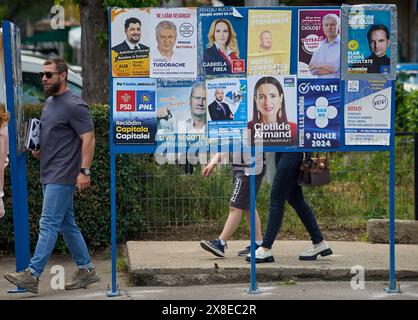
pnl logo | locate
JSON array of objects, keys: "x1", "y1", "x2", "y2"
[
  {"x1": 116, "y1": 90, "x2": 136, "y2": 112},
  {"x1": 136, "y1": 90, "x2": 155, "y2": 112}
]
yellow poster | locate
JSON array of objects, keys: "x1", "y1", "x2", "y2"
[
  {"x1": 110, "y1": 8, "x2": 150, "y2": 77},
  {"x1": 247, "y1": 10, "x2": 292, "y2": 76}
]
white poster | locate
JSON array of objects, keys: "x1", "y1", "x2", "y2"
[
  {"x1": 247, "y1": 75, "x2": 297, "y2": 146},
  {"x1": 150, "y1": 8, "x2": 197, "y2": 78},
  {"x1": 344, "y1": 79, "x2": 392, "y2": 145}
]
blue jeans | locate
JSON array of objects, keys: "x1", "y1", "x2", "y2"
[
  {"x1": 28, "y1": 184, "x2": 92, "y2": 278},
  {"x1": 262, "y1": 153, "x2": 324, "y2": 249}
]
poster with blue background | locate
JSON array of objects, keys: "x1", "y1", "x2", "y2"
[
  {"x1": 113, "y1": 78, "x2": 157, "y2": 145},
  {"x1": 342, "y1": 4, "x2": 397, "y2": 79},
  {"x1": 206, "y1": 77, "x2": 247, "y2": 139},
  {"x1": 199, "y1": 6, "x2": 248, "y2": 76},
  {"x1": 156, "y1": 78, "x2": 206, "y2": 148},
  {"x1": 297, "y1": 79, "x2": 340, "y2": 148}
]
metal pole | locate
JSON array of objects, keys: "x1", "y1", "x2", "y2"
[
  {"x1": 385, "y1": 84, "x2": 400, "y2": 294},
  {"x1": 107, "y1": 153, "x2": 120, "y2": 297},
  {"x1": 247, "y1": 145, "x2": 260, "y2": 294}
]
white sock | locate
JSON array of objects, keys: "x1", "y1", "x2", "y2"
[
  {"x1": 220, "y1": 239, "x2": 226, "y2": 246},
  {"x1": 256, "y1": 241, "x2": 263, "y2": 246}
]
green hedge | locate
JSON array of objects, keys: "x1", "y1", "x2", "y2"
[{"x1": 0, "y1": 104, "x2": 230, "y2": 252}]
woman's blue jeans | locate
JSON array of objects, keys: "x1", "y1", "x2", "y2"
[
  {"x1": 28, "y1": 184, "x2": 92, "y2": 278},
  {"x1": 262, "y1": 153, "x2": 324, "y2": 249}
]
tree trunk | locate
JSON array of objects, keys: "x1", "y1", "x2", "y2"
[{"x1": 79, "y1": 0, "x2": 109, "y2": 104}]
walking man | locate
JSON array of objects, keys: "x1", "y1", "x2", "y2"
[{"x1": 4, "y1": 58, "x2": 99, "y2": 294}]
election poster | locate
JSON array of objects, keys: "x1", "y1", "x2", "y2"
[
  {"x1": 247, "y1": 10, "x2": 292, "y2": 76},
  {"x1": 247, "y1": 75, "x2": 297, "y2": 147},
  {"x1": 112, "y1": 78, "x2": 157, "y2": 145},
  {"x1": 206, "y1": 78, "x2": 247, "y2": 139},
  {"x1": 297, "y1": 79, "x2": 340, "y2": 148},
  {"x1": 150, "y1": 8, "x2": 197, "y2": 78},
  {"x1": 344, "y1": 79, "x2": 392, "y2": 145},
  {"x1": 156, "y1": 78, "x2": 206, "y2": 148},
  {"x1": 342, "y1": 4, "x2": 397, "y2": 79},
  {"x1": 110, "y1": 8, "x2": 151, "y2": 77},
  {"x1": 298, "y1": 9, "x2": 341, "y2": 79},
  {"x1": 199, "y1": 6, "x2": 247, "y2": 76}
]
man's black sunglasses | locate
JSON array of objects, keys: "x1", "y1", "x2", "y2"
[{"x1": 39, "y1": 71, "x2": 59, "y2": 79}]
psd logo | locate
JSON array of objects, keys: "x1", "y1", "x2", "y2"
[
  {"x1": 116, "y1": 90, "x2": 135, "y2": 112},
  {"x1": 232, "y1": 59, "x2": 245, "y2": 73},
  {"x1": 136, "y1": 90, "x2": 155, "y2": 112}
]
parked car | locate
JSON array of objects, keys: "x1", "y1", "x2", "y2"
[
  {"x1": 397, "y1": 63, "x2": 418, "y2": 91},
  {"x1": 21, "y1": 54, "x2": 82, "y2": 104}
]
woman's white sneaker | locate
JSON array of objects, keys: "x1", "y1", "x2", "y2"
[
  {"x1": 299, "y1": 241, "x2": 333, "y2": 261},
  {"x1": 245, "y1": 247, "x2": 274, "y2": 263}
]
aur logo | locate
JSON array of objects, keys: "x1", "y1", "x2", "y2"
[
  {"x1": 116, "y1": 90, "x2": 135, "y2": 112},
  {"x1": 136, "y1": 90, "x2": 155, "y2": 112}
]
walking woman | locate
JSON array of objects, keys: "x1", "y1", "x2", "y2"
[{"x1": 246, "y1": 78, "x2": 333, "y2": 263}]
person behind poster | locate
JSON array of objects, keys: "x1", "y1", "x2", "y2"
[
  {"x1": 208, "y1": 87, "x2": 234, "y2": 121},
  {"x1": 158, "y1": 82, "x2": 206, "y2": 134},
  {"x1": 308, "y1": 14, "x2": 340, "y2": 78},
  {"x1": 360, "y1": 24, "x2": 391, "y2": 73},
  {"x1": 154, "y1": 20, "x2": 184, "y2": 62},
  {"x1": 0, "y1": 108, "x2": 9, "y2": 219},
  {"x1": 248, "y1": 77, "x2": 297, "y2": 145},
  {"x1": 203, "y1": 19, "x2": 240, "y2": 74},
  {"x1": 112, "y1": 17, "x2": 149, "y2": 53}
]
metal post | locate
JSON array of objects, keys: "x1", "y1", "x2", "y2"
[
  {"x1": 3, "y1": 21, "x2": 30, "y2": 294},
  {"x1": 107, "y1": 153, "x2": 120, "y2": 297},
  {"x1": 385, "y1": 84, "x2": 400, "y2": 294},
  {"x1": 384, "y1": 148, "x2": 400, "y2": 293},
  {"x1": 247, "y1": 146, "x2": 260, "y2": 294}
]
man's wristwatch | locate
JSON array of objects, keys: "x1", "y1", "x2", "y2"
[{"x1": 80, "y1": 168, "x2": 91, "y2": 176}]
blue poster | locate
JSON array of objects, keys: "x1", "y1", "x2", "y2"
[
  {"x1": 206, "y1": 77, "x2": 247, "y2": 139},
  {"x1": 297, "y1": 79, "x2": 340, "y2": 148},
  {"x1": 112, "y1": 78, "x2": 157, "y2": 145},
  {"x1": 344, "y1": 79, "x2": 391, "y2": 145},
  {"x1": 156, "y1": 77, "x2": 207, "y2": 148},
  {"x1": 343, "y1": 6, "x2": 396, "y2": 78},
  {"x1": 199, "y1": 6, "x2": 247, "y2": 76}
]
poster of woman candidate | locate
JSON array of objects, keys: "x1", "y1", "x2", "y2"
[
  {"x1": 112, "y1": 78, "x2": 157, "y2": 145},
  {"x1": 298, "y1": 9, "x2": 341, "y2": 79},
  {"x1": 297, "y1": 79, "x2": 340, "y2": 148},
  {"x1": 247, "y1": 75, "x2": 297, "y2": 147},
  {"x1": 156, "y1": 78, "x2": 206, "y2": 148},
  {"x1": 342, "y1": 4, "x2": 397, "y2": 79},
  {"x1": 199, "y1": 7, "x2": 247, "y2": 76},
  {"x1": 110, "y1": 8, "x2": 151, "y2": 77},
  {"x1": 344, "y1": 79, "x2": 391, "y2": 145},
  {"x1": 150, "y1": 8, "x2": 197, "y2": 78},
  {"x1": 206, "y1": 78, "x2": 247, "y2": 139},
  {"x1": 247, "y1": 10, "x2": 291, "y2": 76}
]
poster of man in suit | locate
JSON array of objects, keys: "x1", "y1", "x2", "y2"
[{"x1": 110, "y1": 8, "x2": 151, "y2": 77}]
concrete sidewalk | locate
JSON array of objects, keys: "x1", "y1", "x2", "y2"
[
  {"x1": 1, "y1": 240, "x2": 418, "y2": 300},
  {"x1": 126, "y1": 240, "x2": 418, "y2": 285}
]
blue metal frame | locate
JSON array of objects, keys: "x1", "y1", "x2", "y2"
[
  {"x1": 107, "y1": 6, "x2": 397, "y2": 296},
  {"x1": 2, "y1": 21, "x2": 30, "y2": 294}
]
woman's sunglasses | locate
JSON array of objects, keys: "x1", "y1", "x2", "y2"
[{"x1": 39, "y1": 71, "x2": 59, "y2": 79}]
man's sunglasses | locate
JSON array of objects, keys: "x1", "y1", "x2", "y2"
[{"x1": 39, "y1": 71, "x2": 59, "y2": 79}]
